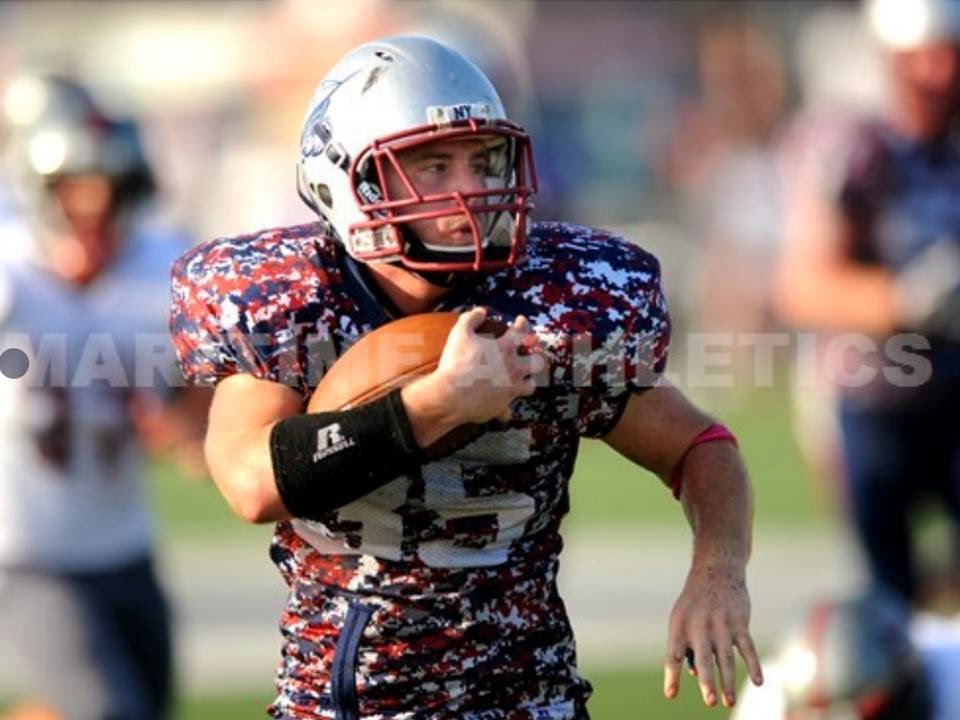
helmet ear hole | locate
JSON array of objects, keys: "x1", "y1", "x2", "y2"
[{"x1": 315, "y1": 183, "x2": 333, "y2": 208}]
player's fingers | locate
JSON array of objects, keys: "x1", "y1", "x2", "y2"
[
  {"x1": 497, "y1": 405, "x2": 513, "y2": 423},
  {"x1": 515, "y1": 376, "x2": 537, "y2": 398},
  {"x1": 502, "y1": 338, "x2": 539, "y2": 388},
  {"x1": 735, "y1": 631, "x2": 764, "y2": 687},
  {"x1": 663, "y1": 635, "x2": 687, "y2": 700},
  {"x1": 663, "y1": 654, "x2": 683, "y2": 700},
  {"x1": 525, "y1": 345, "x2": 547, "y2": 377},
  {"x1": 507, "y1": 362, "x2": 537, "y2": 399},
  {"x1": 511, "y1": 352, "x2": 539, "y2": 377},
  {"x1": 692, "y1": 639, "x2": 718, "y2": 707},
  {"x1": 713, "y1": 632, "x2": 737, "y2": 708},
  {"x1": 501, "y1": 319, "x2": 531, "y2": 352}
]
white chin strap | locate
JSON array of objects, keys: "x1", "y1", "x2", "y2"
[{"x1": 420, "y1": 213, "x2": 515, "y2": 254}]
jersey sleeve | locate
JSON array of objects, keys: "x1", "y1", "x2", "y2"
[
  {"x1": 836, "y1": 121, "x2": 888, "y2": 264},
  {"x1": 169, "y1": 245, "x2": 278, "y2": 387},
  {"x1": 573, "y1": 244, "x2": 672, "y2": 438}
]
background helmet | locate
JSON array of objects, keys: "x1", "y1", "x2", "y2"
[
  {"x1": 297, "y1": 35, "x2": 538, "y2": 272},
  {"x1": 867, "y1": 0, "x2": 960, "y2": 51},
  {"x1": 777, "y1": 593, "x2": 932, "y2": 720},
  {"x1": 1, "y1": 74, "x2": 155, "y2": 219}
]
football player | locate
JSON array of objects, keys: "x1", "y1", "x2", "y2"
[
  {"x1": 0, "y1": 75, "x2": 201, "y2": 719},
  {"x1": 776, "y1": 0, "x2": 960, "y2": 606},
  {"x1": 170, "y1": 36, "x2": 762, "y2": 718}
]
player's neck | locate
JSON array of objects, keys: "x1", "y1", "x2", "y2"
[
  {"x1": 891, "y1": 87, "x2": 960, "y2": 140},
  {"x1": 45, "y1": 228, "x2": 117, "y2": 287},
  {"x1": 366, "y1": 262, "x2": 451, "y2": 316}
]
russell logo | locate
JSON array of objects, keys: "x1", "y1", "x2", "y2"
[{"x1": 313, "y1": 422, "x2": 357, "y2": 462}]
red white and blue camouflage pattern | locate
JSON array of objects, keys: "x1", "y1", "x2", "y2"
[{"x1": 170, "y1": 220, "x2": 670, "y2": 719}]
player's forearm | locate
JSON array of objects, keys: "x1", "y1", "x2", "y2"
[
  {"x1": 678, "y1": 442, "x2": 754, "y2": 574},
  {"x1": 205, "y1": 376, "x2": 301, "y2": 524},
  {"x1": 205, "y1": 421, "x2": 293, "y2": 524},
  {"x1": 401, "y1": 374, "x2": 464, "y2": 449},
  {"x1": 776, "y1": 261, "x2": 898, "y2": 334}
]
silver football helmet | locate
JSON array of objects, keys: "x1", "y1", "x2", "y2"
[
  {"x1": 777, "y1": 593, "x2": 931, "y2": 720},
  {"x1": 867, "y1": 0, "x2": 960, "y2": 50},
  {"x1": 297, "y1": 35, "x2": 538, "y2": 272},
  {"x1": 1, "y1": 74, "x2": 154, "y2": 217}
]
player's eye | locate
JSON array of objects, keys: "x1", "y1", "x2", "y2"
[
  {"x1": 470, "y1": 158, "x2": 489, "y2": 175},
  {"x1": 419, "y1": 161, "x2": 448, "y2": 175}
]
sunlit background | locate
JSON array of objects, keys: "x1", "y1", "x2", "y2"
[{"x1": 0, "y1": 1, "x2": 954, "y2": 718}]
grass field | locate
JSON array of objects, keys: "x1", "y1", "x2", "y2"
[
  {"x1": 3, "y1": 669, "x2": 741, "y2": 720},
  {"x1": 170, "y1": 668, "x2": 731, "y2": 720}
]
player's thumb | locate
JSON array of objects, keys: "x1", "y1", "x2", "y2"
[{"x1": 458, "y1": 306, "x2": 488, "y2": 335}]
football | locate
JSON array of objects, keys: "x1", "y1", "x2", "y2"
[{"x1": 307, "y1": 311, "x2": 508, "y2": 456}]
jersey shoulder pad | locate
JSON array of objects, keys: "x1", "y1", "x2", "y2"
[
  {"x1": 170, "y1": 222, "x2": 339, "y2": 386},
  {"x1": 523, "y1": 221, "x2": 666, "y2": 326}
]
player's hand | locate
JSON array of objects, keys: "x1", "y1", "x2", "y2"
[
  {"x1": 663, "y1": 562, "x2": 763, "y2": 709},
  {"x1": 431, "y1": 307, "x2": 539, "y2": 425},
  {"x1": 893, "y1": 235, "x2": 960, "y2": 337}
]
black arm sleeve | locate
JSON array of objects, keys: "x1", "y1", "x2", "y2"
[{"x1": 269, "y1": 389, "x2": 424, "y2": 520}]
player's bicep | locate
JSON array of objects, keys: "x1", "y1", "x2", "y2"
[
  {"x1": 205, "y1": 373, "x2": 303, "y2": 522},
  {"x1": 601, "y1": 382, "x2": 712, "y2": 483}
]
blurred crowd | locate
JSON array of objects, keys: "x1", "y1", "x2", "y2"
[{"x1": 1, "y1": 0, "x2": 960, "y2": 718}]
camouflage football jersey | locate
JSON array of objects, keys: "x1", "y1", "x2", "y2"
[{"x1": 170, "y1": 221, "x2": 670, "y2": 719}]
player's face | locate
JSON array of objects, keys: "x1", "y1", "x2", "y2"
[
  {"x1": 890, "y1": 42, "x2": 960, "y2": 119},
  {"x1": 47, "y1": 173, "x2": 118, "y2": 284},
  {"x1": 382, "y1": 137, "x2": 497, "y2": 250},
  {"x1": 50, "y1": 173, "x2": 115, "y2": 229}
]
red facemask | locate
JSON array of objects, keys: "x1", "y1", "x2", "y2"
[{"x1": 347, "y1": 118, "x2": 538, "y2": 272}]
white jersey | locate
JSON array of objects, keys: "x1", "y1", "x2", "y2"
[
  {"x1": 0, "y1": 215, "x2": 188, "y2": 571},
  {"x1": 733, "y1": 612, "x2": 960, "y2": 720}
]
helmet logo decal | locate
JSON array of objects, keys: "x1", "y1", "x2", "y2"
[
  {"x1": 427, "y1": 103, "x2": 493, "y2": 127},
  {"x1": 300, "y1": 71, "x2": 359, "y2": 159}
]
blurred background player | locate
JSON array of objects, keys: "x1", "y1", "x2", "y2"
[
  {"x1": 0, "y1": 74, "x2": 205, "y2": 720},
  {"x1": 732, "y1": 590, "x2": 960, "y2": 719},
  {"x1": 773, "y1": 0, "x2": 888, "y2": 526},
  {"x1": 775, "y1": 0, "x2": 960, "y2": 607},
  {"x1": 666, "y1": 12, "x2": 788, "y2": 346}
]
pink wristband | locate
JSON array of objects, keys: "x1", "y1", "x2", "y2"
[{"x1": 670, "y1": 423, "x2": 738, "y2": 500}]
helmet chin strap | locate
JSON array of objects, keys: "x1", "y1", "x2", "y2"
[{"x1": 397, "y1": 225, "x2": 486, "y2": 289}]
